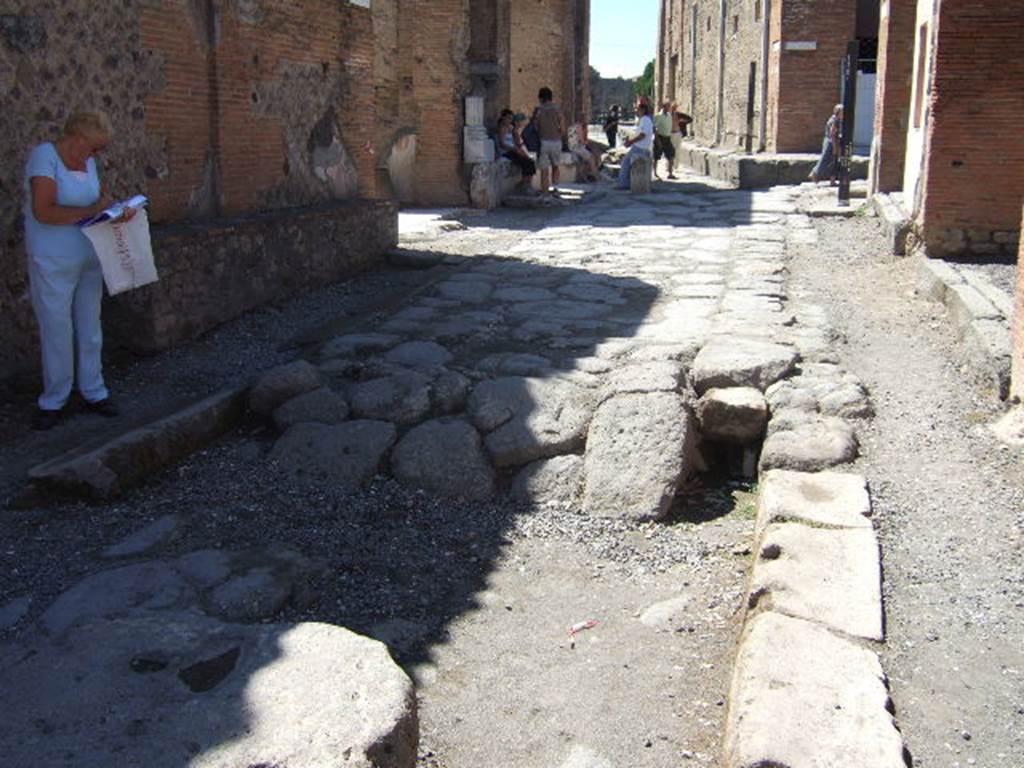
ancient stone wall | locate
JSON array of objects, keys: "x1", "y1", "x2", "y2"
[
  {"x1": 404, "y1": 0, "x2": 472, "y2": 205},
  {"x1": 105, "y1": 199, "x2": 396, "y2": 354},
  {"x1": 720, "y1": 0, "x2": 766, "y2": 151},
  {"x1": 0, "y1": 0, "x2": 382, "y2": 374},
  {"x1": 916, "y1": 1, "x2": 1024, "y2": 258},
  {"x1": 870, "y1": 0, "x2": 915, "y2": 194}
]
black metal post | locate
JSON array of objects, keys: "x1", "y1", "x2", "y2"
[{"x1": 838, "y1": 40, "x2": 859, "y2": 206}]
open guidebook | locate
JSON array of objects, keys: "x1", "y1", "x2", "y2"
[{"x1": 77, "y1": 194, "x2": 149, "y2": 227}]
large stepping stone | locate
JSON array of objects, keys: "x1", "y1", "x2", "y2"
[
  {"x1": 759, "y1": 413, "x2": 858, "y2": 472},
  {"x1": 582, "y1": 392, "x2": 694, "y2": 521},
  {"x1": 765, "y1": 364, "x2": 873, "y2": 419},
  {"x1": 249, "y1": 360, "x2": 323, "y2": 417},
  {"x1": 695, "y1": 387, "x2": 768, "y2": 444},
  {"x1": 319, "y1": 333, "x2": 403, "y2": 361},
  {"x1": 270, "y1": 421, "x2": 396, "y2": 486},
  {"x1": 1, "y1": 614, "x2": 418, "y2": 768},
  {"x1": 468, "y1": 377, "x2": 594, "y2": 467},
  {"x1": 272, "y1": 387, "x2": 350, "y2": 432},
  {"x1": 384, "y1": 341, "x2": 453, "y2": 367},
  {"x1": 750, "y1": 523, "x2": 884, "y2": 641},
  {"x1": 724, "y1": 612, "x2": 904, "y2": 768},
  {"x1": 391, "y1": 418, "x2": 495, "y2": 500},
  {"x1": 349, "y1": 374, "x2": 432, "y2": 425},
  {"x1": 691, "y1": 337, "x2": 798, "y2": 394},
  {"x1": 102, "y1": 515, "x2": 180, "y2": 558}
]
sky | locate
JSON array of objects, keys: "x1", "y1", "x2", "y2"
[{"x1": 589, "y1": 0, "x2": 660, "y2": 80}]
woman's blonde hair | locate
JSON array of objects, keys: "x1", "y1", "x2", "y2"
[{"x1": 63, "y1": 111, "x2": 113, "y2": 139}]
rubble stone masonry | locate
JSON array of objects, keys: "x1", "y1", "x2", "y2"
[{"x1": 916, "y1": 1, "x2": 1024, "y2": 258}]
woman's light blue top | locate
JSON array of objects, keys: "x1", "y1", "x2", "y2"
[{"x1": 23, "y1": 142, "x2": 100, "y2": 261}]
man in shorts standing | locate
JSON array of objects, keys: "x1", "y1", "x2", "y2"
[
  {"x1": 534, "y1": 87, "x2": 565, "y2": 194},
  {"x1": 653, "y1": 101, "x2": 677, "y2": 180}
]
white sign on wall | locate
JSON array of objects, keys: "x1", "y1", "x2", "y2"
[{"x1": 784, "y1": 41, "x2": 818, "y2": 51}]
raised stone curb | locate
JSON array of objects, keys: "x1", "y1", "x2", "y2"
[
  {"x1": 917, "y1": 257, "x2": 1013, "y2": 399},
  {"x1": 869, "y1": 192, "x2": 911, "y2": 256},
  {"x1": 25, "y1": 387, "x2": 247, "y2": 502},
  {"x1": 723, "y1": 612, "x2": 905, "y2": 768},
  {"x1": 756, "y1": 469, "x2": 871, "y2": 534},
  {"x1": 750, "y1": 523, "x2": 884, "y2": 641}
]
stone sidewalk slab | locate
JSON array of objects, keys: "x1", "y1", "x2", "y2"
[
  {"x1": 749, "y1": 523, "x2": 883, "y2": 641},
  {"x1": 724, "y1": 612, "x2": 905, "y2": 768},
  {"x1": 756, "y1": 469, "x2": 871, "y2": 535}
]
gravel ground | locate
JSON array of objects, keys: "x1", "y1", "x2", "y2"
[{"x1": 789, "y1": 211, "x2": 1024, "y2": 768}]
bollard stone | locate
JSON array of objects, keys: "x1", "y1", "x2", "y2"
[{"x1": 630, "y1": 152, "x2": 652, "y2": 193}]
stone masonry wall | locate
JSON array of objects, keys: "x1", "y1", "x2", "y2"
[
  {"x1": 1014, "y1": 207, "x2": 1024, "y2": 401},
  {"x1": 721, "y1": 0, "x2": 765, "y2": 151},
  {"x1": 870, "y1": 0, "x2": 915, "y2": 194},
  {"x1": 916, "y1": 1, "x2": 1024, "y2": 258},
  {"x1": 105, "y1": 199, "x2": 397, "y2": 354},
  {"x1": 658, "y1": 0, "x2": 763, "y2": 149},
  {"x1": 0, "y1": 0, "x2": 383, "y2": 375}
]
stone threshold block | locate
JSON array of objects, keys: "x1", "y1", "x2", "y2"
[
  {"x1": 748, "y1": 522, "x2": 884, "y2": 641},
  {"x1": 724, "y1": 612, "x2": 905, "y2": 768},
  {"x1": 756, "y1": 469, "x2": 872, "y2": 536},
  {"x1": 25, "y1": 387, "x2": 247, "y2": 503}
]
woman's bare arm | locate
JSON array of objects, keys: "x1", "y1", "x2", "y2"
[{"x1": 30, "y1": 176, "x2": 110, "y2": 225}]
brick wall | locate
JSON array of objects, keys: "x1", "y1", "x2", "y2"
[
  {"x1": 870, "y1": 0, "x2": 915, "y2": 193},
  {"x1": 1014, "y1": 207, "x2": 1024, "y2": 401},
  {"x1": 917, "y1": 1, "x2": 1024, "y2": 256},
  {"x1": 773, "y1": 0, "x2": 857, "y2": 153},
  {"x1": 406, "y1": 0, "x2": 471, "y2": 205},
  {"x1": 0, "y1": 0, "x2": 386, "y2": 376},
  {"x1": 510, "y1": 0, "x2": 575, "y2": 121},
  {"x1": 141, "y1": 1, "x2": 377, "y2": 221}
]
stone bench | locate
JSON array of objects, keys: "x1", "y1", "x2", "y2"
[{"x1": 469, "y1": 152, "x2": 582, "y2": 210}]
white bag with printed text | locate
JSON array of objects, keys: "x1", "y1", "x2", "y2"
[{"x1": 82, "y1": 208, "x2": 159, "y2": 296}]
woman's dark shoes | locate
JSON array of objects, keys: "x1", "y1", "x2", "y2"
[
  {"x1": 32, "y1": 408, "x2": 64, "y2": 431},
  {"x1": 85, "y1": 397, "x2": 119, "y2": 418}
]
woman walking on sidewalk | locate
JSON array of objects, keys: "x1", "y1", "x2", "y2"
[{"x1": 810, "y1": 104, "x2": 843, "y2": 184}]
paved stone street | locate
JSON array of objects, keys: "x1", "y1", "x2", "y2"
[{"x1": 2, "y1": 172, "x2": 1020, "y2": 768}]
